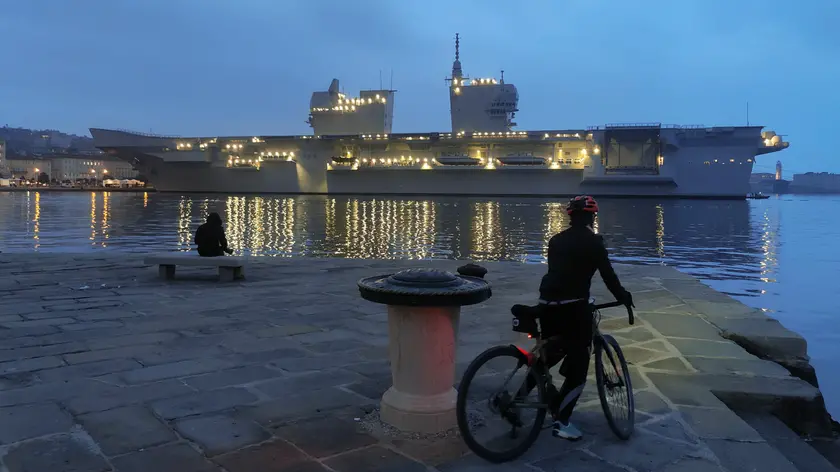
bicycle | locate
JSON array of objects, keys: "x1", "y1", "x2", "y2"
[{"x1": 455, "y1": 298, "x2": 636, "y2": 463}]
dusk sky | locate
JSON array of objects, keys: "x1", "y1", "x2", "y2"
[{"x1": 1, "y1": 0, "x2": 837, "y2": 174}]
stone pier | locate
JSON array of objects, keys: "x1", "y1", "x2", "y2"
[{"x1": 0, "y1": 254, "x2": 835, "y2": 471}]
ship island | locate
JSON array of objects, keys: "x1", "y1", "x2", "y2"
[{"x1": 90, "y1": 34, "x2": 790, "y2": 199}]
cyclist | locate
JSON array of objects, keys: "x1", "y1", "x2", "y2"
[{"x1": 520, "y1": 195, "x2": 633, "y2": 440}]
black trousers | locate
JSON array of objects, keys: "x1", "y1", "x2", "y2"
[{"x1": 522, "y1": 301, "x2": 593, "y2": 424}]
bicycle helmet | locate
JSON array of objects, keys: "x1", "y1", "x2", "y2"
[{"x1": 565, "y1": 195, "x2": 599, "y2": 215}]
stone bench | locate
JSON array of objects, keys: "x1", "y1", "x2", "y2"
[{"x1": 144, "y1": 253, "x2": 246, "y2": 282}]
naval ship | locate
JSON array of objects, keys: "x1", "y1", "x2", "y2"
[{"x1": 90, "y1": 34, "x2": 790, "y2": 199}]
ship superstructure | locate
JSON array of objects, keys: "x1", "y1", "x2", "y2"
[
  {"x1": 90, "y1": 34, "x2": 790, "y2": 198},
  {"x1": 447, "y1": 33, "x2": 519, "y2": 134}
]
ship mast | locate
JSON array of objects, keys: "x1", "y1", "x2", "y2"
[{"x1": 447, "y1": 33, "x2": 466, "y2": 85}]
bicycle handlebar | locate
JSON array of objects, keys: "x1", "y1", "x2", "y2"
[{"x1": 592, "y1": 300, "x2": 635, "y2": 325}]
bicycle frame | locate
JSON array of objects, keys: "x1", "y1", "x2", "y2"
[{"x1": 507, "y1": 299, "x2": 633, "y2": 410}]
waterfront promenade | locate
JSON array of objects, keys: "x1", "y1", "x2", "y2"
[{"x1": 0, "y1": 254, "x2": 835, "y2": 471}]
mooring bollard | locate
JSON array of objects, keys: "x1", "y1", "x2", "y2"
[
  {"x1": 357, "y1": 267, "x2": 492, "y2": 433},
  {"x1": 456, "y1": 263, "x2": 488, "y2": 279}
]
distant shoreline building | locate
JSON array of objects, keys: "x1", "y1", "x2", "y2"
[
  {"x1": 5, "y1": 154, "x2": 137, "y2": 181},
  {"x1": 749, "y1": 160, "x2": 790, "y2": 193},
  {"x1": 0, "y1": 139, "x2": 8, "y2": 177},
  {"x1": 790, "y1": 172, "x2": 840, "y2": 193}
]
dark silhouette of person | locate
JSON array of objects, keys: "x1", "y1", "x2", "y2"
[{"x1": 194, "y1": 212, "x2": 233, "y2": 257}]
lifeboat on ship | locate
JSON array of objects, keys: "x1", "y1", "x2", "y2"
[
  {"x1": 497, "y1": 152, "x2": 546, "y2": 166},
  {"x1": 435, "y1": 154, "x2": 481, "y2": 166},
  {"x1": 331, "y1": 156, "x2": 356, "y2": 164}
]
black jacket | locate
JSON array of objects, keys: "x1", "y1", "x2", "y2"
[
  {"x1": 539, "y1": 225, "x2": 628, "y2": 303},
  {"x1": 194, "y1": 222, "x2": 229, "y2": 256}
]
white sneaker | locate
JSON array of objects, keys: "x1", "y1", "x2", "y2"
[{"x1": 552, "y1": 420, "x2": 583, "y2": 441}]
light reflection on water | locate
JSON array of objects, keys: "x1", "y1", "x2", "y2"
[
  {"x1": 1, "y1": 191, "x2": 839, "y2": 418},
  {"x1": 0, "y1": 191, "x2": 778, "y2": 280}
]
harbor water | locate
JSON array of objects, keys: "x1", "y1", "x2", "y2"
[{"x1": 0, "y1": 190, "x2": 837, "y2": 418}]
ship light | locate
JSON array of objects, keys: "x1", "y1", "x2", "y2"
[
  {"x1": 380, "y1": 158, "x2": 385, "y2": 163},
  {"x1": 550, "y1": 161, "x2": 560, "y2": 169},
  {"x1": 421, "y1": 162, "x2": 432, "y2": 170},
  {"x1": 423, "y1": 158, "x2": 429, "y2": 163},
  {"x1": 363, "y1": 158, "x2": 368, "y2": 163},
  {"x1": 659, "y1": 156, "x2": 665, "y2": 166},
  {"x1": 729, "y1": 158, "x2": 735, "y2": 163},
  {"x1": 454, "y1": 87, "x2": 461, "y2": 94},
  {"x1": 351, "y1": 106, "x2": 356, "y2": 111},
  {"x1": 290, "y1": 152, "x2": 295, "y2": 157},
  {"x1": 747, "y1": 158, "x2": 753, "y2": 163},
  {"x1": 593, "y1": 146, "x2": 601, "y2": 155},
  {"x1": 368, "y1": 98, "x2": 372, "y2": 104}
]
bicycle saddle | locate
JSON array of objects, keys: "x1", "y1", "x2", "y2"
[{"x1": 511, "y1": 304, "x2": 541, "y2": 318}]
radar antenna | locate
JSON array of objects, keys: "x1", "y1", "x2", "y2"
[
  {"x1": 455, "y1": 33, "x2": 460, "y2": 62},
  {"x1": 449, "y1": 33, "x2": 463, "y2": 82}
]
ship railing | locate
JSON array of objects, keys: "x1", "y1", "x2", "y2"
[
  {"x1": 113, "y1": 128, "x2": 181, "y2": 138},
  {"x1": 605, "y1": 123, "x2": 662, "y2": 129},
  {"x1": 662, "y1": 124, "x2": 706, "y2": 129},
  {"x1": 587, "y1": 123, "x2": 707, "y2": 131}
]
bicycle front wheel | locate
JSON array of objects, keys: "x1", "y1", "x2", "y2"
[
  {"x1": 456, "y1": 345, "x2": 547, "y2": 463},
  {"x1": 594, "y1": 334, "x2": 635, "y2": 440}
]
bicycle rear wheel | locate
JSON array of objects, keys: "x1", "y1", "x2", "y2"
[
  {"x1": 456, "y1": 345, "x2": 547, "y2": 463},
  {"x1": 594, "y1": 334, "x2": 635, "y2": 440}
]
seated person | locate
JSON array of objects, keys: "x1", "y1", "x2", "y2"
[{"x1": 194, "y1": 212, "x2": 233, "y2": 257}]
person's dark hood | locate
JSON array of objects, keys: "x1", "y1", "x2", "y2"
[{"x1": 206, "y1": 212, "x2": 223, "y2": 226}]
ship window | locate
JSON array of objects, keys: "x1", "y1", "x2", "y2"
[{"x1": 565, "y1": 151, "x2": 571, "y2": 156}]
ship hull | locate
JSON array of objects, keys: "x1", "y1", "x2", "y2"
[
  {"x1": 91, "y1": 126, "x2": 784, "y2": 200},
  {"x1": 138, "y1": 161, "x2": 750, "y2": 199}
]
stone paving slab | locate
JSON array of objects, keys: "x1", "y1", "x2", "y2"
[{"x1": 0, "y1": 253, "x2": 832, "y2": 472}]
